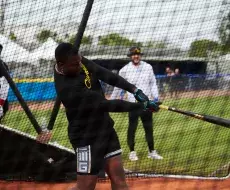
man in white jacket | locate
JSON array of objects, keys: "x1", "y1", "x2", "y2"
[
  {"x1": 110, "y1": 47, "x2": 163, "y2": 161},
  {"x1": 0, "y1": 65, "x2": 9, "y2": 121},
  {"x1": 0, "y1": 45, "x2": 10, "y2": 121}
]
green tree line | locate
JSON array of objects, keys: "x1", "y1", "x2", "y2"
[{"x1": 7, "y1": 9, "x2": 230, "y2": 58}]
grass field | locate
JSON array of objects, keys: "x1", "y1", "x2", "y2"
[{"x1": 2, "y1": 95, "x2": 230, "y2": 177}]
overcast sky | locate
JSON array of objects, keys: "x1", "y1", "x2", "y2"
[{"x1": 2, "y1": 0, "x2": 230, "y2": 49}]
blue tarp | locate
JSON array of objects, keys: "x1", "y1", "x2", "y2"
[
  {"x1": 7, "y1": 74, "x2": 230, "y2": 102},
  {"x1": 8, "y1": 82, "x2": 56, "y2": 102}
]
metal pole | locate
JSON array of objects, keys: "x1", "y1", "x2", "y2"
[
  {"x1": 47, "y1": 0, "x2": 95, "y2": 130},
  {"x1": 0, "y1": 60, "x2": 41, "y2": 133}
]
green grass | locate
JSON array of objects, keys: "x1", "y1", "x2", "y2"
[{"x1": 2, "y1": 95, "x2": 230, "y2": 177}]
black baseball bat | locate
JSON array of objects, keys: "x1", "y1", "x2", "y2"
[{"x1": 159, "y1": 105, "x2": 230, "y2": 128}]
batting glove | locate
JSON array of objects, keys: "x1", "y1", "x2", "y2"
[
  {"x1": 133, "y1": 89, "x2": 149, "y2": 103},
  {"x1": 154, "y1": 97, "x2": 163, "y2": 106},
  {"x1": 143, "y1": 100, "x2": 160, "y2": 112}
]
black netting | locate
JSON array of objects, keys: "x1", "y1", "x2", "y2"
[{"x1": 0, "y1": 0, "x2": 230, "y2": 182}]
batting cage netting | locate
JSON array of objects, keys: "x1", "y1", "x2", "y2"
[{"x1": 0, "y1": 0, "x2": 230, "y2": 182}]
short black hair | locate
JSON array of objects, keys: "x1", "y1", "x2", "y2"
[{"x1": 55, "y1": 42, "x2": 78, "y2": 63}]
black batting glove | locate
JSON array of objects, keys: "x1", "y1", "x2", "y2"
[
  {"x1": 133, "y1": 89, "x2": 149, "y2": 103},
  {"x1": 143, "y1": 100, "x2": 160, "y2": 112}
]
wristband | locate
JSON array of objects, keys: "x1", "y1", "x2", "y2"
[
  {"x1": 133, "y1": 88, "x2": 138, "y2": 94},
  {"x1": 154, "y1": 97, "x2": 159, "y2": 102},
  {"x1": 0, "y1": 99, "x2": 5, "y2": 106}
]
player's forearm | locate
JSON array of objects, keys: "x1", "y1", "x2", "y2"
[
  {"x1": 82, "y1": 57, "x2": 136, "y2": 93},
  {"x1": 98, "y1": 99, "x2": 144, "y2": 112}
]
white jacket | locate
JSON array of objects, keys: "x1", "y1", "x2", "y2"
[
  {"x1": 0, "y1": 76, "x2": 9, "y2": 102},
  {"x1": 110, "y1": 61, "x2": 158, "y2": 102}
]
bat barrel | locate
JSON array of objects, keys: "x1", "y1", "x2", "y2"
[{"x1": 159, "y1": 104, "x2": 230, "y2": 129}]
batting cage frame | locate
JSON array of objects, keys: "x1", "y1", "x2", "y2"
[{"x1": 0, "y1": 0, "x2": 229, "y2": 185}]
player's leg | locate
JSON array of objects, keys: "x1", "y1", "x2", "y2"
[
  {"x1": 73, "y1": 175, "x2": 98, "y2": 190},
  {"x1": 68, "y1": 175, "x2": 97, "y2": 190},
  {"x1": 69, "y1": 143, "x2": 105, "y2": 190},
  {"x1": 104, "y1": 130, "x2": 128, "y2": 190},
  {"x1": 105, "y1": 155, "x2": 129, "y2": 190},
  {"x1": 141, "y1": 111, "x2": 163, "y2": 159},
  {"x1": 140, "y1": 111, "x2": 154, "y2": 151},
  {"x1": 127, "y1": 111, "x2": 139, "y2": 161}
]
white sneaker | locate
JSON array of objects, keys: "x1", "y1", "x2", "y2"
[
  {"x1": 148, "y1": 150, "x2": 163, "y2": 160},
  {"x1": 129, "y1": 151, "x2": 138, "y2": 161}
]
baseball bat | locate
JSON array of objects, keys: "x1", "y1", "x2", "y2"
[{"x1": 159, "y1": 104, "x2": 230, "y2": 129}]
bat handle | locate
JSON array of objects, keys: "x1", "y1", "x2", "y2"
[{"x1": 159, "y1": 104, "x2": 169, "y2": 110}]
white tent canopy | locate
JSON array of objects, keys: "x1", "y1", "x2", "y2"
[
  {"x1": 0, "y1": 34, "x2": 30, "y2": 63},
  {"x1": 220, "y1": 54, "x2": 230, "y2": 61},
  {"x1": 28, "y1": 38, "x2": 58, "y2": 65}
]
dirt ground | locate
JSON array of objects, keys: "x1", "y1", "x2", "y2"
[{"x1": 0, "y1": 177, "x2": 229, "y2": 190}]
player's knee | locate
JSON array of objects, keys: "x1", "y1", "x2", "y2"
[
  {"x1": 105, "y1": 156, "x2": 128, "y2": 189},
  {"x1": 109, "y1": 171, "x2": 128, "y2": 190},
  {"x1": 77, "y1": 175, "x2": 97, "y2": 190},
  {"x1": 77, "y1": 179, "x2": 97, "y2": 190},
  {"x1": 111, "y1": 180, "x2": 129, "y2": 190}
]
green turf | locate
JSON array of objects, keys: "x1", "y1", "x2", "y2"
[{"x1": 2, "y1": 95, "x2": 230, "y2": 177}]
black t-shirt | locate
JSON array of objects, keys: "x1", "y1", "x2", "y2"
[{"x1": 54, "y1": 57, "x2": 143, "y2": 145}]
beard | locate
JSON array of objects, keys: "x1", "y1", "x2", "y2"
[
  {"x1": 132, "y1": 59, "x2": 140, "y2": 65},
  {"x1": 61, "y1": 64, "x2": 81, "y2": 77}
]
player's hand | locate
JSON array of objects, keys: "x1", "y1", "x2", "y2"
[
  {"x1": 133, "y1": 89, "x2": 149, "y2": 102},
  {"x1": 0, "y1": 106, "x2": 3, "y2": 118},
  {"x1": 36, "y1": 131, "x2": 52, "y2": 144},
  {"x1": 153, "y1": 97, "x2": 163, "y2": 106},
  {"x1": 144, "y1": 100, "x2": 160, "y2": 112}
]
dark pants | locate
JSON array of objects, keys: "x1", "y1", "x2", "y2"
[
  {"x1": 0, "y1": 99, "x2": 9, "y2": 121},
  {"x1": 127, "y1": 110, "x2": 154, "y2": 152}
]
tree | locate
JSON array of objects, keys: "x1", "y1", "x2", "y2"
[
  {"x1": 36, "y1": 30, "x2": 56, "y2": 43},
  {"x1": 9, "y1": 31, "x2": 16, "y2": 41},
  {"x1": 98, "y1": 33, "x2": 142, "y2": 47},
  {"x1": 219, "y1": 12, "x2": 230, "y2": 52},
  {"x1": 68, "y1": 35, "x2": 93, "y2": 45},
  {"x1": 0, "y1": 0, "x2": 6, "y2": 33},
  {"x1": 145, "y1": 41, "x2": 167, "y2": 49},
  {"x1": 189, "y1": 39, "x2": 221, "y2": 58}
]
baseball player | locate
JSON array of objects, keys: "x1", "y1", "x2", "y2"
[
  {"x1": 37, "y1": 43, "x2": 160, "y2": 190},
  {"x1": 0, "y1": 45, "x2": 10, "y2": 122},
  {"x1": 110, "y1": 47, "x2": 163, "y2": 161}
]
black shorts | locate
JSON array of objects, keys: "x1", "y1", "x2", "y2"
[{"x1": 72, "y1": 129, "x2": 121, "y2": 175}]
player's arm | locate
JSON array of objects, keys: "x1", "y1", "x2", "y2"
[
  {"x1": 82, "y1": 57, "x2": 149, "y2": 102},
  {"x1": 82, "y1": 90, "x2": 159, "y2": 113},
  {"x1": 99, "y1": 97, "x2": 159, "y2": 113},
  {"x1": 82, "y1": 57, "x2": 136, "y2": 93}
]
